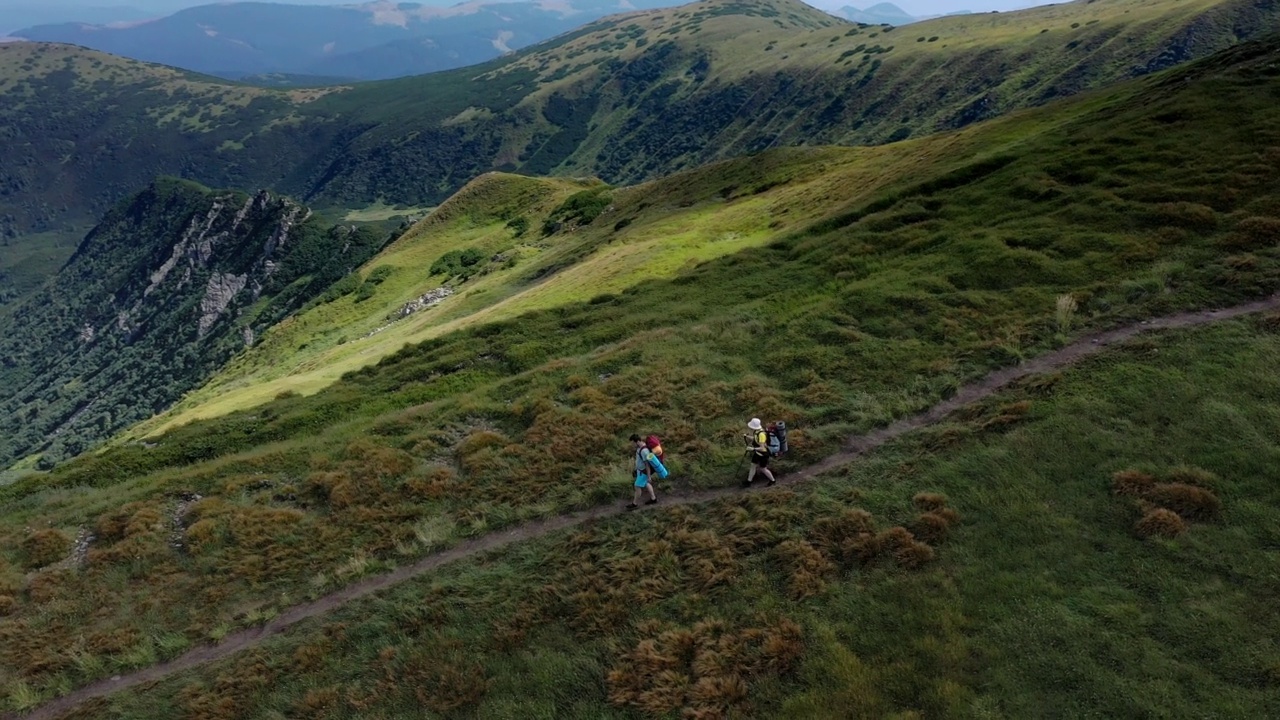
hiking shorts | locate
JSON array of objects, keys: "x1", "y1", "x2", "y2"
[
  {"x1": 635, "y1": 472, "x2": 650, "y2": 488},
  {"x1": 752, "y1": 453, "x2": 770, "y2": 468}
]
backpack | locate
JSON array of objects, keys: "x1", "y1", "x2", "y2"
[
  {"x1": 638, "y1": 445, "x2": 669, "y2": 479},
  {"x1": 765, "y1": 421, "x2": 788, "y2": 457},
  {"x1": 645, "y1": 435, "x2": 665, "y2": 463}
]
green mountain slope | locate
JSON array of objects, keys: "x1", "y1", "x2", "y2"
[
  {"x1": 94, "y1": 317, "x2": 1280, "y2": 718},
  {"x1": 0, "y1": 42, "x2": 341, "y2": 236},
  {"x1": 3, "y1": 0, "x2": 1278, "y2": 249},
  {"x1": 0, "y1": 179, "x2": 388, "y2": 469},
  {"x1": 1, "y1": 32, "x2": 1279, "y2": 712}
]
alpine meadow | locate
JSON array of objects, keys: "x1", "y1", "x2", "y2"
[{"x1": 2, "y1": 0, "x2": 1280, "y2": 716}]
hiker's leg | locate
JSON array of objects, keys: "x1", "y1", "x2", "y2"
[
  {"x1": 762, "y1": 467, "x2": 776, "y2": 483},
  {"x1": 746, "y1": 463, "x2": 757, "y2": 484},
  {"x1": 646, "y1": 481, "x2": 657, "y2": 500}
]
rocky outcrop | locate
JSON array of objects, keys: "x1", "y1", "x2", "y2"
[
  {"x1": 364, "y1": 287, "x2": 455, "y2": 338},
  {"x1": 198, "y1": 272, "x2": 249, "y2": 336},
  {"x1": 397, "y1": 287, "x2": 454, "y2": 318},
  {"x1": 0, "y1": 179, "x2": 388, "y2": 469}
]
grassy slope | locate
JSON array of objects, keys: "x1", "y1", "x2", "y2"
[
  {"x1": 2, "y1": 35, "x2": 1280, "y2": 710},
  {"x1": 36, "y1": 300, "x2": 1280, "y2": 718},
  {"x1": 0, "y1": 227, "x2": 83, "y2": 318},
  {"x1": 128, "y1": 136, "x2": 990, "y2": 435}
]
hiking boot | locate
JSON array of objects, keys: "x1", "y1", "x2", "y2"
[
  {"x1": 741, "y1": 480, "x2": 753, "y2": 489},
  {"x1": 645, "y1": 498, "x2": 658, "y2": 505},
  {"x1": 767, "y1": 478, "x2": 777, "y2": 486},
  {"x1": 626, "y1": 503, "x2": 638, "y2": 511}
]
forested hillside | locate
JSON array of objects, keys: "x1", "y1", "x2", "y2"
[
  {"x1": 3, "y1": 0, "x2": 1278, "y2": 245},
  {"x1": 0, "y1": 179, "x2": 387, "y2": 468}
]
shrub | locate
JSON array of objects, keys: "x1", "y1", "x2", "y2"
[
  {"x1": 1148, "y1": 202, "x2": 1217, "y2": 230},
  {"x1": 0, "y1": 595, "x2": 17, "y2": 616},
  {"x1": 430, "y1": 248, "x2": 487, "y2": 279},
  {"x1": 505, "y1": 216, "x2": 529, "y2": 236},
  {"x1": 25, "y1": 569, "x2": 67, "y2": 602},
  {"x1": 912, "y1": 492, "x2": 949, "y2": 512},
  {"x1": 543, "y1": 187, "x2": 613, "y2": 235},
  {"x1": 455, "y1": 429, "x2": 510, "y2": 457},
  {"x1": 808, "y1": 508, "x2": 875, "y2": 559},
  {"x1": 893, "y1": 540, "x2": 935, "y2": 569},
  {"x1": 21, "y1": 529, "x2": 71, "y2": 569},
  {"x1": 911, "y1": 512, "x2": 952, "y2": 544},
  {"x1": 364, "y1": 265, "x2": 394, "y2": 284},
  {"x1": 1220, "y1": 216, "x2": 1280, "y2": 250},
  {"x1": 1147, "y1": 483, "x2": 1221, "y2": 521},
  {"x1": 1134, "y1": 508, "x2": 1186, "y2": 538},
  {"x1": 1111, "y1": 469, "x2": 1156, "y2": 496}
]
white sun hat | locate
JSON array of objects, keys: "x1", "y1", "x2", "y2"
[{"x1": 748, "y1": 418, "x2": 763, "y2": 430}]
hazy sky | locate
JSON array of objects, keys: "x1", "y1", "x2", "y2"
[
  {"x1": 0, "y1": 0, "x2": 1057, "y2": 17},
  {"x1": 0, "y1": 0, "x2": 1057, "y2": 36}
]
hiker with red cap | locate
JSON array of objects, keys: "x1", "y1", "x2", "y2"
[{"x1": 742, "y1": 418, "x2": 777, "y2": 488}]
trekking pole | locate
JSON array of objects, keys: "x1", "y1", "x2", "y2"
[{"x1": 733, "y1": 447, "x2": 750, "y2": 482}]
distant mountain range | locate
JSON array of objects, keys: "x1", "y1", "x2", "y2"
[
  {"x1": 832, "y1": 3, "x2": 973, "y2": 26},
  {"x1": 8, "y1": 0, "x2": 680, "y2": 81},
  {"x1": 835, "y1": 2, "x2": 917, "y2": 25}
]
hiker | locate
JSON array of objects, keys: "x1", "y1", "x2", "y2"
[
  {"x1": 742, "y1": 418, "x2": 777, "y2": 488},
  {"x1": 627, "y1": 433, "x2": 662, "y2": 510}
]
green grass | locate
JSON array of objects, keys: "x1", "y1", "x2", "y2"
[
  {"x1": 0, "y1": 226, "x2": 82, "y2": 318},
  {"x1": 68, "y1": 315, "x2": 1280, "y2": 718},
  {"x1": 2, "y1": 36, "x2": 1280, "y2": 710},
  {"x1": 341, "y1": 201, "x2": 434, "y2": 223}
]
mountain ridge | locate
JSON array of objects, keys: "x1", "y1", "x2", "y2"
[
  {"x1": 11, "y1": 0, "x2": 683, "y2": 80},
  {"x1": 0, "y1": 178, "x2": 389, "y2": 468},
  {"x1": 2, "y1": 0, "x2": 1278, "y2": 291}
]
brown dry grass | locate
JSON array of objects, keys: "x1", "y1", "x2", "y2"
[
  {"x1": 1112, "y1": 466, "x2": 1223, "y2": 535},
  {"x1": 911, "y1": 512, "x2": 952, "y2": 544},
  {"x1": 20, "y1": 529, "x2": 70, "y2": 569},
  {"x1": 1146, "y1": 483, "x2": 1222, "y2": 521},
  {"x1": 911, "y1": 492, "x2": 949, "y2": 512},
  {"x1": 774, "y1": 539, "x2": 836, "y2": 599},
  {"x1": 606, "y1": 617, "x2": 803, "y2": 718},
  {"x1": 1134, "y1": 508, "x2": 1187, "y2": 538},
  {"x1": 1111, "y1": 469, "x2": 1157, "y2": 497}
]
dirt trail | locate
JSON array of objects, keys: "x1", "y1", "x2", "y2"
[{"x1": 13, "y1": 294, "x2": 1280, "y2": 720}]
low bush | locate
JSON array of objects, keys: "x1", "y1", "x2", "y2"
[
  {"x1": 1135, "y1": 508, "x2": 1187, "y2": 538},
  {"x1": 20, "y1": 529, "x2": 70, "y2": 569},
  {"x1": 1147, "y1": 483, "x2": 1221, "y2": 521}
]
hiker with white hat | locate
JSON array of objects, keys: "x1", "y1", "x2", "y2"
[{"x1": 742, "y1": 417, "x2": 777, "y2": 488}]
